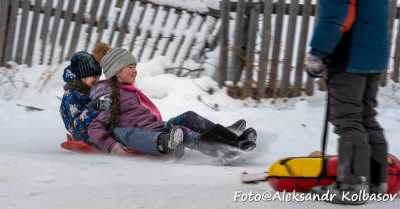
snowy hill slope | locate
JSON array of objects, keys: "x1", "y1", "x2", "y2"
[{"x1": 0, "y1": 59, "x2": 399, "y2": 208}]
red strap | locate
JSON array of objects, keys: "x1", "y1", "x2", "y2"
[{"x1": 341, "y1": 0, "x2": 357, "y2": 32}]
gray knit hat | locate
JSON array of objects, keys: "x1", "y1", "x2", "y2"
[{"x1": 101, "y1": 48, "x2": 137, "y2": 79}]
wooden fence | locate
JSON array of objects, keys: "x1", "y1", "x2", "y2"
[
  {"x1": 218, "y1": 0, "x2": 400, "y2": 99},
  {"x1": 1, "y1": 0, "x2": 400, "y2": 100},
  {"x1": 0, "y1": 0, "x2": 220, "y2": 69}
]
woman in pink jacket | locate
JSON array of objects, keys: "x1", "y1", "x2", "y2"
[{"x1": 88, "y1": 48, "x2": 257, "y2": 159}]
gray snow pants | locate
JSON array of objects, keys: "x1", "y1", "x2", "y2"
[
  {"x1": 111, "y1": 111, "x2": 214, "y2": 155},
  {"x1": 113, "y1": 128, "x2": 163, "y2": 155},
  {"x1": 328, "y1": 71, "x2": 388, "y2": 185}
]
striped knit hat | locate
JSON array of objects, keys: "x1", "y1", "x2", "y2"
[
  {"x1": 101, "y1": 48, "x2": 137, "y2": 79},
  {"x1": 70, "y1": 51, "x2": 102, "y2": 79}
]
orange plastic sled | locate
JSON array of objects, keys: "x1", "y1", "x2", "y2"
[
  {"x1": 61, "y1": 133, "x2": 139, "y2": 155},
  {"x1": 60, "y1": 133, "x2": 100, "y2": 154}
]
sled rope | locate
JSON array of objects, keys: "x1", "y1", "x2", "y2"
[
  {"x1": 318, "y1": 77, "x2": 330, "y2": 182},
  {"x1": 241, "y1": 171, "x2": 270, "y2": 183}
]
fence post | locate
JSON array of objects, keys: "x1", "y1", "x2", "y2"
[
  {"x1": 16, "y1": 0, "x2": 30, "y2": 64},
  {"x1": 128, "y1": 2, "x2": 147, "y2": 52},
  {"x1": 96, "y1": 0, "x2": 113, "y2": 44},
  {"x1": 390, "y1": 0, "x2": 399, "y2": 83},
  {"x1": 256, "y1": 0, "x2": 273, "y2": 99},
  {"x1": 218, "y1": 0, "x2": 230, "y2": 88},
  {"x1": 116, "y1": 0, "x2": 136, "y2": 47},
  {"x1": 108, "y1": 0, "x2": 124, "y2": 45},
  {"x1": 149, "y1": 7, "x2": 170, "y2": 60},
  {"x1": 269, "y1": 0, "x2": 285, "y2": 98},
  {"x1": 67, "y1": 0, "x2": 88, "y2": 59},
  {"x1": 3, "y1": 0, "x2": 18, "y2": 65},
  {"x1": 153, "y1": 7, "x2": 177, "y2": 57},
  {"x1": 39, "y1": 0, "x2": 53, "y2": 65},
  {"x1": 231, "y1": 0, "x2": 246, "y2": 85},
  {"x1": 179, "y1": 14, "x2": 205, "y2": 66},
  {"x1": 242, "y1": 3, "x2": 260, "y2": 98},
  {"x1": 48, "y1": 0, "x2": 63, "y2": 65},
  {"x1": 382, "y1": 0, "x2": 398, "y2": 85},
  {"x1": 305, "y1": 0, "x2": 320, "y2": 96},
  {"x1": 26, "y1": 0, "x2": 42, "y2": 67},
  {"x1": 392, "y1": 10, "x2": 400, "y2": 83},
  {"x1": 0, "y1": 0, "x2": 10, "y2": 66},
  {"x1": 138, "y1": 5, "x2": 160, "y2": 62},
  {"x1": 279, "y1": 0, "x2": 299, "y2": 98},
  {"x1": 59, "y1": 0, "x2": 75, "y2": 63},
  {"x1": 85, "y1": 0, "x2": 101, "y2": 51},
  {"x1": 293, "y1": 0, "x2": 312, "y2": 96}
]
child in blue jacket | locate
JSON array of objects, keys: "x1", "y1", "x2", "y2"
[{"x1": 60, "y1": 51, "x2": 110, "y2": 142}]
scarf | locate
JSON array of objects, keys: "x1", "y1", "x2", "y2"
[
  {"x1": 120, "y1": 83, "x2": 162, "y2": 121},
  {"x1": 64, "y1": 80, "x2": 91, "y2": 95}
]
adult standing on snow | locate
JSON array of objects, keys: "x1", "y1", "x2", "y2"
[{"x1": 305, "y1": 0, "x2": 390, "y2": 205}]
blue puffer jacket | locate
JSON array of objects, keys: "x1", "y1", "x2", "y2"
[
  {"x1": 310, "y1": 0, "x2": 390, "y2": 73},
  {"x1": 59, "y1": 66, "x2": 98, "y2": 142}
]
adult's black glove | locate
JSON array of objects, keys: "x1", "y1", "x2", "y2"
[{"x1": 304, "y1": 53, "x2": 327, "y2": 78}]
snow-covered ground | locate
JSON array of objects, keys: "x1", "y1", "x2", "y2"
[{"x1": 0, "y1": 58, "x2": 399, "y2": 209}]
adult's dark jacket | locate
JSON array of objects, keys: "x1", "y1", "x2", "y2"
[{"x1": 310, "y1": 0, "x2": 390, "y2": 73}]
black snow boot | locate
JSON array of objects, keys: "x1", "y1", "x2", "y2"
[
  {"x1": 194, "y1": 139, "x2": 240, "y2": 159},
  {"x1": 370, "y1": 182, "x2": 387, "y2": 194},
  {"x1": 236, "y1": 128, "x2": 257, "y2": 151},
  {"x1": 238, "y1": 128, "x2": 257, "y2": 142},
  {"x1": 226, "y1": 119, "x2": 246, "y2": 136},
  {"x1": 311, "y1": 176, "x2": 369, "y2": 205},
  {"x1": 201, "y1": 124, "x2": 256, "y2": 151}
]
